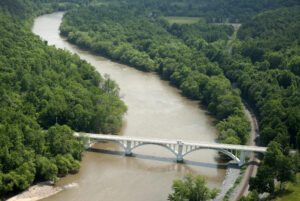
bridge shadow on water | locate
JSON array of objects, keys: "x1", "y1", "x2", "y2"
[{"x1": 88, "y1": 148, "x2": 239, "y2": 170}]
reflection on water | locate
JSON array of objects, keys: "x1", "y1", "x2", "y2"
[{"x1": 32, "y1": 12, "x2": 226, "y2": 201}]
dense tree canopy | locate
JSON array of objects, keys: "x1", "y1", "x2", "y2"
[
  {"x1": 0, "y1": 0, "x2": 126, "y2": 197},
  {"x1": 221, "y1": 6, "x2": 300, "y2": 150},
  {"x1": 216, "y1": 5, "x2": 300, "y2": 197},
  {"x1": 104, "y1": 0, "x2": 300, "y2": 23},
  {"x1": 168, "y1": 174, "x2": 219, "y2": 201}
]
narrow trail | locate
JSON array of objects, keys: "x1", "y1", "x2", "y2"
[
  {"x1": 228, "y1": 24, "x2": 241, "y2": 54},
  {"x1": 232, "y1": 101, "x2": 260, "y2": 201}
]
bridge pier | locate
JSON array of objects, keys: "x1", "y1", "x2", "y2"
[
  {"x1": 84, "y1": 137, "x2": 91, "y2": 149},
  {"x1": 238, "y1": 151, "x2": 247, "y2": 166},
  {"x1": 125, "y1": 141, "x2": 132, "y2": 156},
  {"x1": 176, "y1": 141, "x2": 183, "y2": 162}
]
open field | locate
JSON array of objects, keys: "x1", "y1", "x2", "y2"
[
  {"x1": 164, "y1": 16, "x2": 201, "y2": 24},
  {"x1": 275, "y1": 173, "x2": 300, "y2": 201}
]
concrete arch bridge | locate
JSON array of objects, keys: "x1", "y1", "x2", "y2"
[{"x1": 74, "y1": 132, "x2": 267, "y2": 166}]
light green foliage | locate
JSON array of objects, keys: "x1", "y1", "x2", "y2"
[
  {"x1": 217, "y1": 115, "x2": 250, "y2": 144},
  {"x1": 164, "y1": 16, "x2": 201, "y2": 24},
  {"x1": 239, "y1": 190, "x2": 259, "y2": 201},
  {"x1": 275, "y1": 173, "x2": 300, "y2": 201},
  {"x1": 168, "y1": 174, "x2": 219, "y2": 201}
]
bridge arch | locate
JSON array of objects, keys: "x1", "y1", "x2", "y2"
[
  {"x1": 111, "y1": 140, "x2": 127, "y2": 151},
  {"x1": 182, "y1": 147, "x2": 240, "y2": 164},
  {"x1": 91, "y1": 140, "x2": 178, "y2": 158},
  {"x1": 130, "y1": 142, "x2": 178, "y2": 157},
  {"x1": 90, "y1": 139, "x2": 127, "y2": 152}
]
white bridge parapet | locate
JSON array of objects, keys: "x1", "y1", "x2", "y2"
[{"x1": 74, "y1": 132, "x2": 267, "y2": 166}]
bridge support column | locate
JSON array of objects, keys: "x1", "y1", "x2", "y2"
[
  {"x1": 125, "y1": 141, "x2": 132, "y2": 156},
  {"x1": 239, "y1": 151, "x2": 247, "y2": 166},
  {"x1": 84, "y1": 137, "x2": 91, "y2": 149},
  {"x1": 177, "y1": 141, "x2": 183, "y2": 162}
]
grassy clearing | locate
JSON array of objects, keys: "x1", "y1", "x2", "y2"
[
  {"x1": 164, "y1": 16, "x2": 201, "y2": 24},
  {"x1": 90, "y1": 2, "x2": 106, "y2": 6},
  {"x1": 275, "y1": 173, "x2": 300, "y2": 201}
]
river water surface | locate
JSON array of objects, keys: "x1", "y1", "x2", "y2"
[{"x1": 32, "y1": 12, "x2": 226, "y2": 201}]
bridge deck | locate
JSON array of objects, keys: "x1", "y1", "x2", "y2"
[{"x1": 74, "y1": 132, "x2": 267, "y2": 153}]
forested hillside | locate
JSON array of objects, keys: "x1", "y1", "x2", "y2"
[
  {"x1": 111, "y1": 0, "x2": 300, "y2": 23},
  {"x1": 214, "y1": 6, "x2": 300, "y2": 198},
  {"x1": 226, "y1": 6, "x2": 300, "y2": 150},
  {"x1": 0, "y1": 0, "x2": 126, "y2": 197}
]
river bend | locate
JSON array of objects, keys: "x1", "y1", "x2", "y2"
[{"x1": 32, "y1": 12, "x2": 226, "y2": 201}]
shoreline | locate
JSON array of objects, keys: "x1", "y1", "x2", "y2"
[
  {"x1": 211, "y1": 162, "x2": 241, "y2": 201},
  {"x1": 6, "y1": 182, "x2": 63, "y2": 201}
]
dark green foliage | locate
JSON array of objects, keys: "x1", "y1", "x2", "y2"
[
  {"x1": 222, "y1": 6, "x2": 300, "y2": 150},
  {"x1": 216, "y1": 6, "x2": 300, "y2": 196},
  {"x1": 167, "y1": 21, "x2": 234, "y2": 43},
  {"x1": 0, "y1": 0, "x2": 126, "y2": 196},
  {"x1": 119, "y1": 0, "x2": 300, "y2": 23},
  {"x1": 36, "y1": 156, "x2": 58, "y2": 181},
  {"x1": 168, "y1": 174, "x2": 219, "y2": 201}
]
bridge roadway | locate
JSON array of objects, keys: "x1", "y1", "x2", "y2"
[{"x1": 74, "y1": 132, "x2": 267, "y2": 166}]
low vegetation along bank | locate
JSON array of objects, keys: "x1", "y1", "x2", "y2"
[{"x1": 0, "y1": 0, "x2": 126, "y2": 198}]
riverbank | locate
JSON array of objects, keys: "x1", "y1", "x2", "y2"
[
  {"x1": 7, "y1": 182, "x2": 62, "y2": 201},
  {"x1": 211, "y1": 162, "x2": 240, "y2": 201}
]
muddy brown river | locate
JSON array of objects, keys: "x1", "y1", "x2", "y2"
[{"x1": 32, "y1": 12, "x2": 226, "y2": 201}]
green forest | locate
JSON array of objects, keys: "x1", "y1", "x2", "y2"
[
  {"x1": 0, "y1": 0, "x2": 126, "y2": 197},
  {"x1": 100, "y1": 0, "x2": 300, "y2": 23},
  {"x1": 1, "y1": 0, "x2": 300, "y2": 200},
  {"x1": 59, "y1": 0, "x2": 300, "y2": 200}
]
